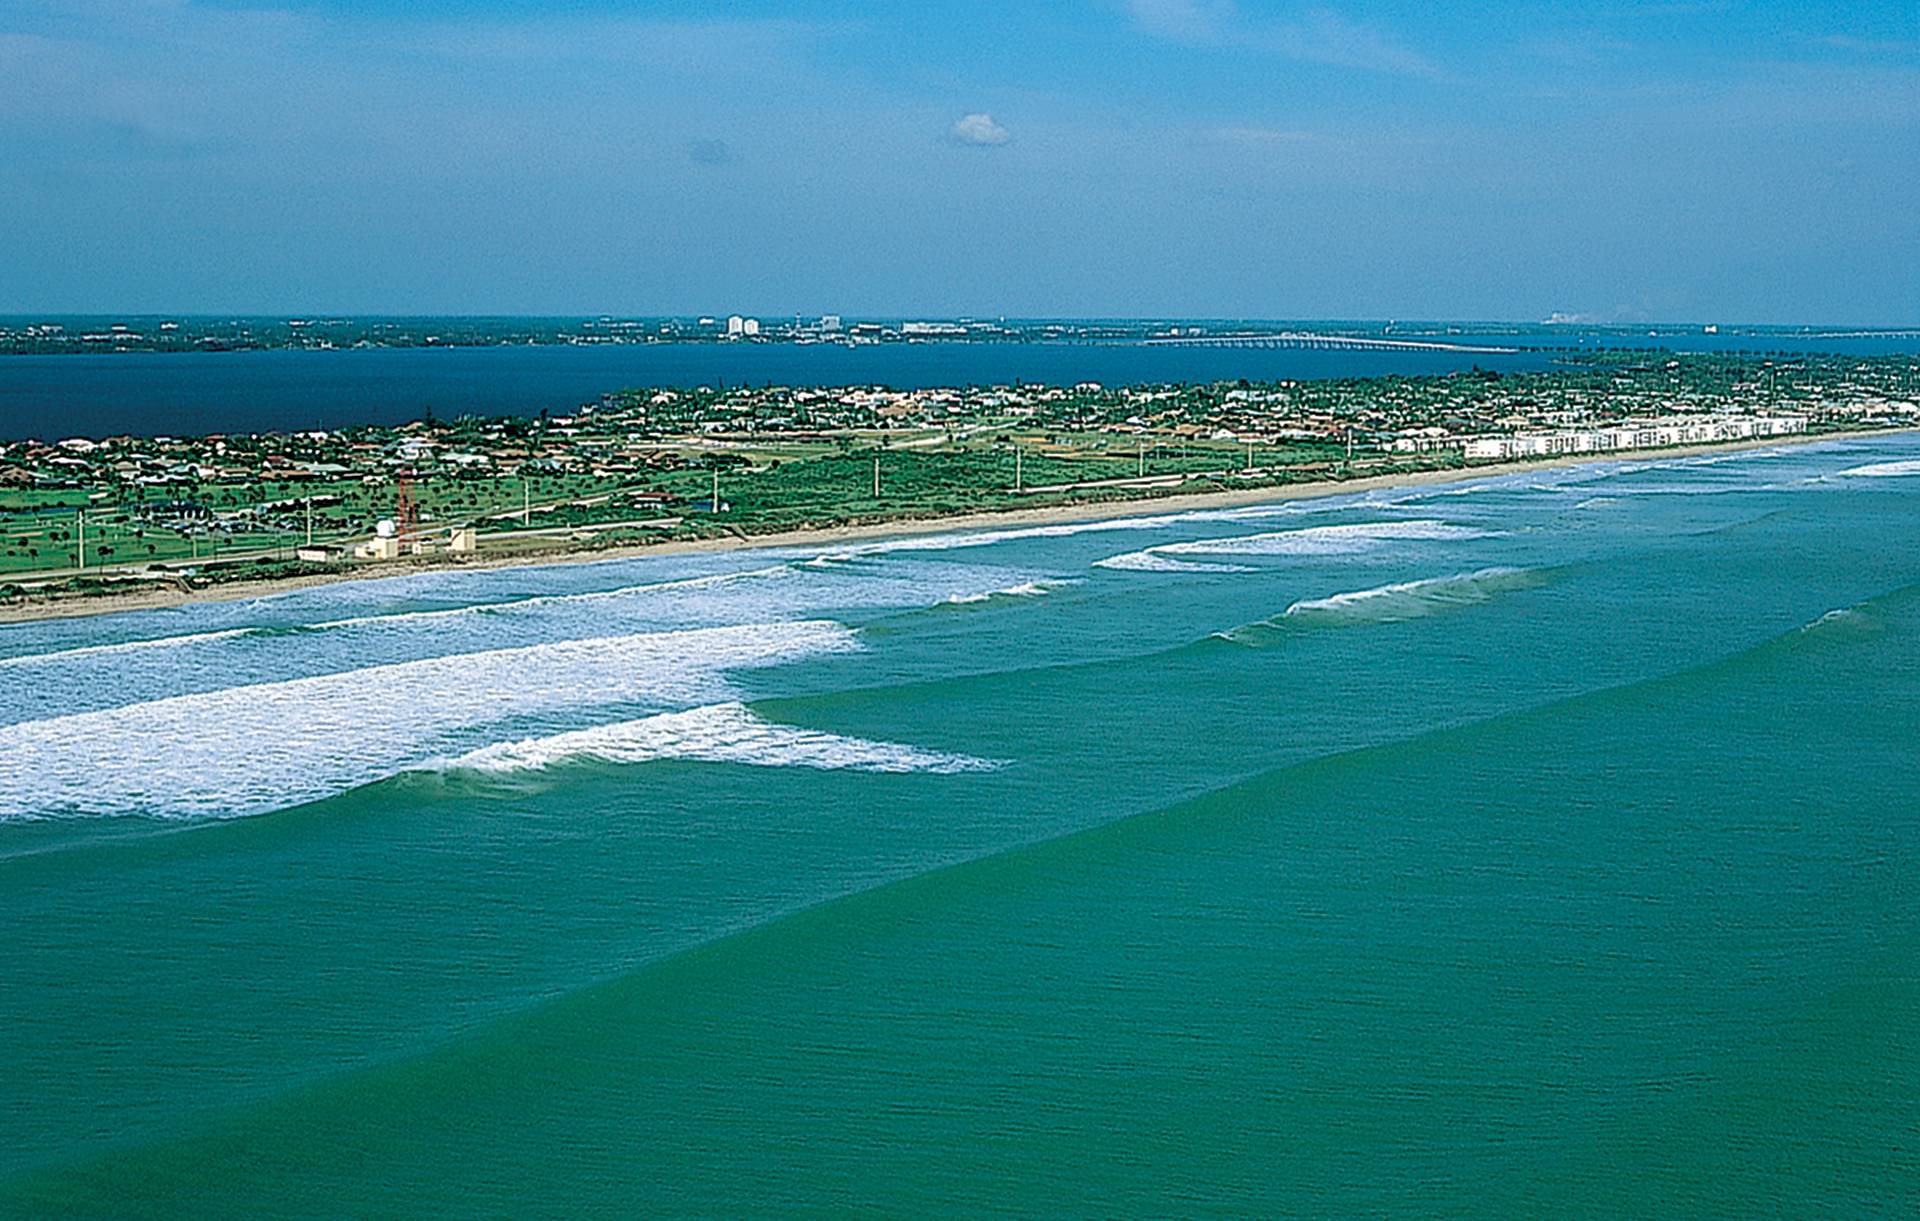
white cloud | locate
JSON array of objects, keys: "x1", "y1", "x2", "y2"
[{"x1": 950, "y1": 112, "x2": 1010, "y2": 146}]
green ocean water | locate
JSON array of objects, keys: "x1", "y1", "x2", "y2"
[{"x1": 2, "y1": 440, "x2": 1917, "y2": 1216}]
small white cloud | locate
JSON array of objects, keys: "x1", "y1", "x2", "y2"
[{"x1": 949, "y1": 112, "x2": 1010, "y2": 146}]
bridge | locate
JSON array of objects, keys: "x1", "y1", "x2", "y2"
[{"x1": 1138, "y1": 331, "x2": 1520, "y2": 355}]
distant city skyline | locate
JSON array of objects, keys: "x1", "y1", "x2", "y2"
[{"x1": 2, "y1": 1, "x2": 1916, "y2": 323}]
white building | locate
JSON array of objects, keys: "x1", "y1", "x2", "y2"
[{"x1": 1463, "y1": 414, "x2": 1808, "y2": 463}]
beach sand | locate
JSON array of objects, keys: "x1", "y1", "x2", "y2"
[{"x1": 1, "y1": 427, "x2": 1907, "y2": 625}]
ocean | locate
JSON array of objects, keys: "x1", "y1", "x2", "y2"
[
  {"x1": 2, "y1": 327, "x2": 1916, "y2": 440},
  {"x1": 1, "y1": 435, "x2": 1916, "y2": 1215}
]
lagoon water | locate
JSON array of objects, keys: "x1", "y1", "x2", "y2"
[
  {"x1": 5, "y1": 326, "x2": 1918, "y2": 440},
  {"x1": 0, "y1": 342, "x2": 1558, "y2": 440},
  {"x1": 1, "y1": 436, "x2": 1917, "y2": 1215}
]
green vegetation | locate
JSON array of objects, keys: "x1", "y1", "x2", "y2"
[{"x1": 1, "y1": 351, "x2": 1913, "y2": 606}]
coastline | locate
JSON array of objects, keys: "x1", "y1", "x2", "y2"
[{"x1": 1, "y1": 426, "x2": 1908, "y2": 626}]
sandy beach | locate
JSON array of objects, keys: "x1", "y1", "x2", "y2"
[{"x1": 1, "y1": 426, "x2": 1908, "y2": 625}]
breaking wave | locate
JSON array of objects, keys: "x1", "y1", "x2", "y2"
[
  {"x1": 1096, "y1": 519, "x2": 1489, "y2": 572},
  {"x1": 834, "y1": 516, "x2": 1198, "y2": 558},
  {"x1": 0, "y1": 566, "x2": 801, "y2": 670},
  {"x1": 1093, "y1": 553, "x2": 1256, "y2": 574},
  {"x1": 1216, "y1": 567, "x2": 1544, "y2": 643},
  {"x1": 1835, "y1": 459, "x2": 1920, "y2": 479},
  {"x1": 941, "y1": 580, "x2": 1067, "y2": 605},
  {"x1": 1281, "y1": 567, "x2": 1544, "y2": 625},
  {"x1": 824, "y1": 497, "x2": 1354, "y2": 560},
  {"x1": 0, "y1": 620, "x2": 859, "y2": 821},
  {"x1": 0, "y1": 627, "x2": 264, "y2": 669},
  {"x1": 444, "y1": 702, "x2": 999, "y2": 777},
  {"x1": 309, "y1": 564, "x2": 796, "y2": 630}
]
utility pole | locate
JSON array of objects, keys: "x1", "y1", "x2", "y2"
[
  {"x1": 1138, "y1": 443, "x2": 1146, "y2": 478},
  {"x1": 76, "y1": 510, "x2": 85, "y2": 571},
  {"x1": 712, "y1": 467, "x2": 721, "y2": 512},
  {"x1": 522, "y1": 480, "x2": 531, "y2": 526},
  {"x1": 1245, "y1": 443, "x2": 1253, "y2": 472},
  {"x1": 1015, "y1": 445, "x2": 1023, "y2": 493},
  {"x1": 305, "y1": 497, "x2": 314, "y2": 546},
  {"x1": 872, "y1": 455, "x2": 881, "y2": 499}
]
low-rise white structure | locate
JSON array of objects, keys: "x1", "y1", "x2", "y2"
[{"x1": 1463, "y1": 415, "x2": 1807, "y2": 463}]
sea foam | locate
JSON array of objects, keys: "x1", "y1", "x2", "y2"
[
  {"x1": 1216, "y1": 568, "x2": 1543, "y2": 642},
  {"x1": 0, "y1": 566, "x2": 802, "y2": 670},
  {"x1": 308, "y1": 564, "x2": 796, "y2": 630},
  {"x1": 0, "y1": 628, "x2": 263, "y2": 669},
  {"x1": 445, "y1": 702, "x2": 998, "y2": 777},
  {"x1": 1093, "y1": 552, "x2": 1257, "y2": 574},
  {"x1": 821, "y1": 498, "x2": 1343, "y2": 560},
  {"x1": 1096, "y1": 519, "x2": 1488, "y2": 572},
  {"x1": 941, "y1": 580, "x2": 1065, "y2": 605},
  {"x1": 1835, "y1": 459, "x2": 1920, "y2": 479},
  {"x1": 0, "y1": 621, "x2": 858, "y2": 820},
  {"x1": 1279, "y1": 568, "x2": 1543, "y2": 626}
]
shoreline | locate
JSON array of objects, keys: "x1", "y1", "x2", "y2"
[{"x1": 1, "y1": 426, "x2": 1909, "y2": 626}]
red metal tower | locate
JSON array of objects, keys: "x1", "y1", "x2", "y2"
[{"x1": 395, "y1": 469, "x2": 419, "y2": 541}]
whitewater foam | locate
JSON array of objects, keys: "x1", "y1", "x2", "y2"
[
  {"x1": 445, "y1": 702, "x2": 998, "y2": 777},
  {"x1": 941, "y1": 580, "x2": 1064, "y2": 605},
  {"x1": 1281, "y1": 568, "x2": 1542, "y2": 624},
  {"x1": 1093, "y1": 552, "x2": 1257, "y2": 574},
  {"x1": 829, "y1": 499, "x2": 1348, "y2": 559},
  {"x1": 0, "y1": 628, "x2": 262, "y2": 669},
  {"x1": 0, "y1": 566, "x2": 803, "y2": 671},
  {"x1": 845, "y1": 516, "x2": 1195, "y2": 556},
  {"x1": 1835, "y1": 459, "x2": 1920, "y2": 479},
  {"x1": 1216, "y1": 568, "x2": 1544, "y2": 643},
  {"x1": 1097, "y1": 519, "x2": 1489, "y2": 572},
  {"x1": 309, "y1": 564, "x2": 795, "y2": 630},
  {"x1": 0, "y1": 620, "x2": 859, "y2": 820}
]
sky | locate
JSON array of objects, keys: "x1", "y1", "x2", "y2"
[{"x1": 1, "y1": 0, "x2": 1916, "y2": 323}]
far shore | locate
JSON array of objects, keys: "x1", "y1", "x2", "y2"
[{"x1": 2, "y1": 426, "x2": 1910, "y2": 626}]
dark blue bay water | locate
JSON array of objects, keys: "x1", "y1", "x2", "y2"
[
  {"x1": 0, "y1": 343, "x2": 1552, "y2": 440},
  {"x1": 5, "y1": 327, "x2": 1916, "y2": 441},
  {"x1": 1, "y1": 434, "x2": 1917, "y2": 1215}
]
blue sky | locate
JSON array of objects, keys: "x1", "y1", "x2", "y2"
[{"x1": 2, "y1": 1, "x2": 1915, "y2": 322}]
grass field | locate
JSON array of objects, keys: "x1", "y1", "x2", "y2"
[{"x1": 0, "y1": 434, "x2": 1397, "y2": 578}]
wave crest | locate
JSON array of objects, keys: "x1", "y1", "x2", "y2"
[
  {"x1": 0, "y1": 627, "x2": 263, "y2": 669},
  {"x1": 1097, "y1": 519, "x2": 1489, "y2": 572},
  {"x1": 444, "y1": 702, "x2": 999, "y2": 777},
  {"x1": 0, "y1": 620, "x2": 859, "y2": 821},
  {"x1": 941, "y1": 580, "x2": 1067, "y2": 605},
  {"x1": 1836, "y1": 459, "x2": 1920, "y2": 479},
  {"x1": 1218, "y1": 567, "x2": 1544, "y2": 643}
]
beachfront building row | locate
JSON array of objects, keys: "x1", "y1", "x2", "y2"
[{"x1": 1458, "y1": 414, "x2": 1809, "y2": 463}]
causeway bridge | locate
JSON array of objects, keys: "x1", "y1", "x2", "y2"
[{"x1": 1139, "y1": 332, "x2": 1520, "y2": 355}]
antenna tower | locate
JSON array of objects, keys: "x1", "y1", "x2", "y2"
[{"x1": 395, "y1": 469, "x2": 420, "y2": 541}]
